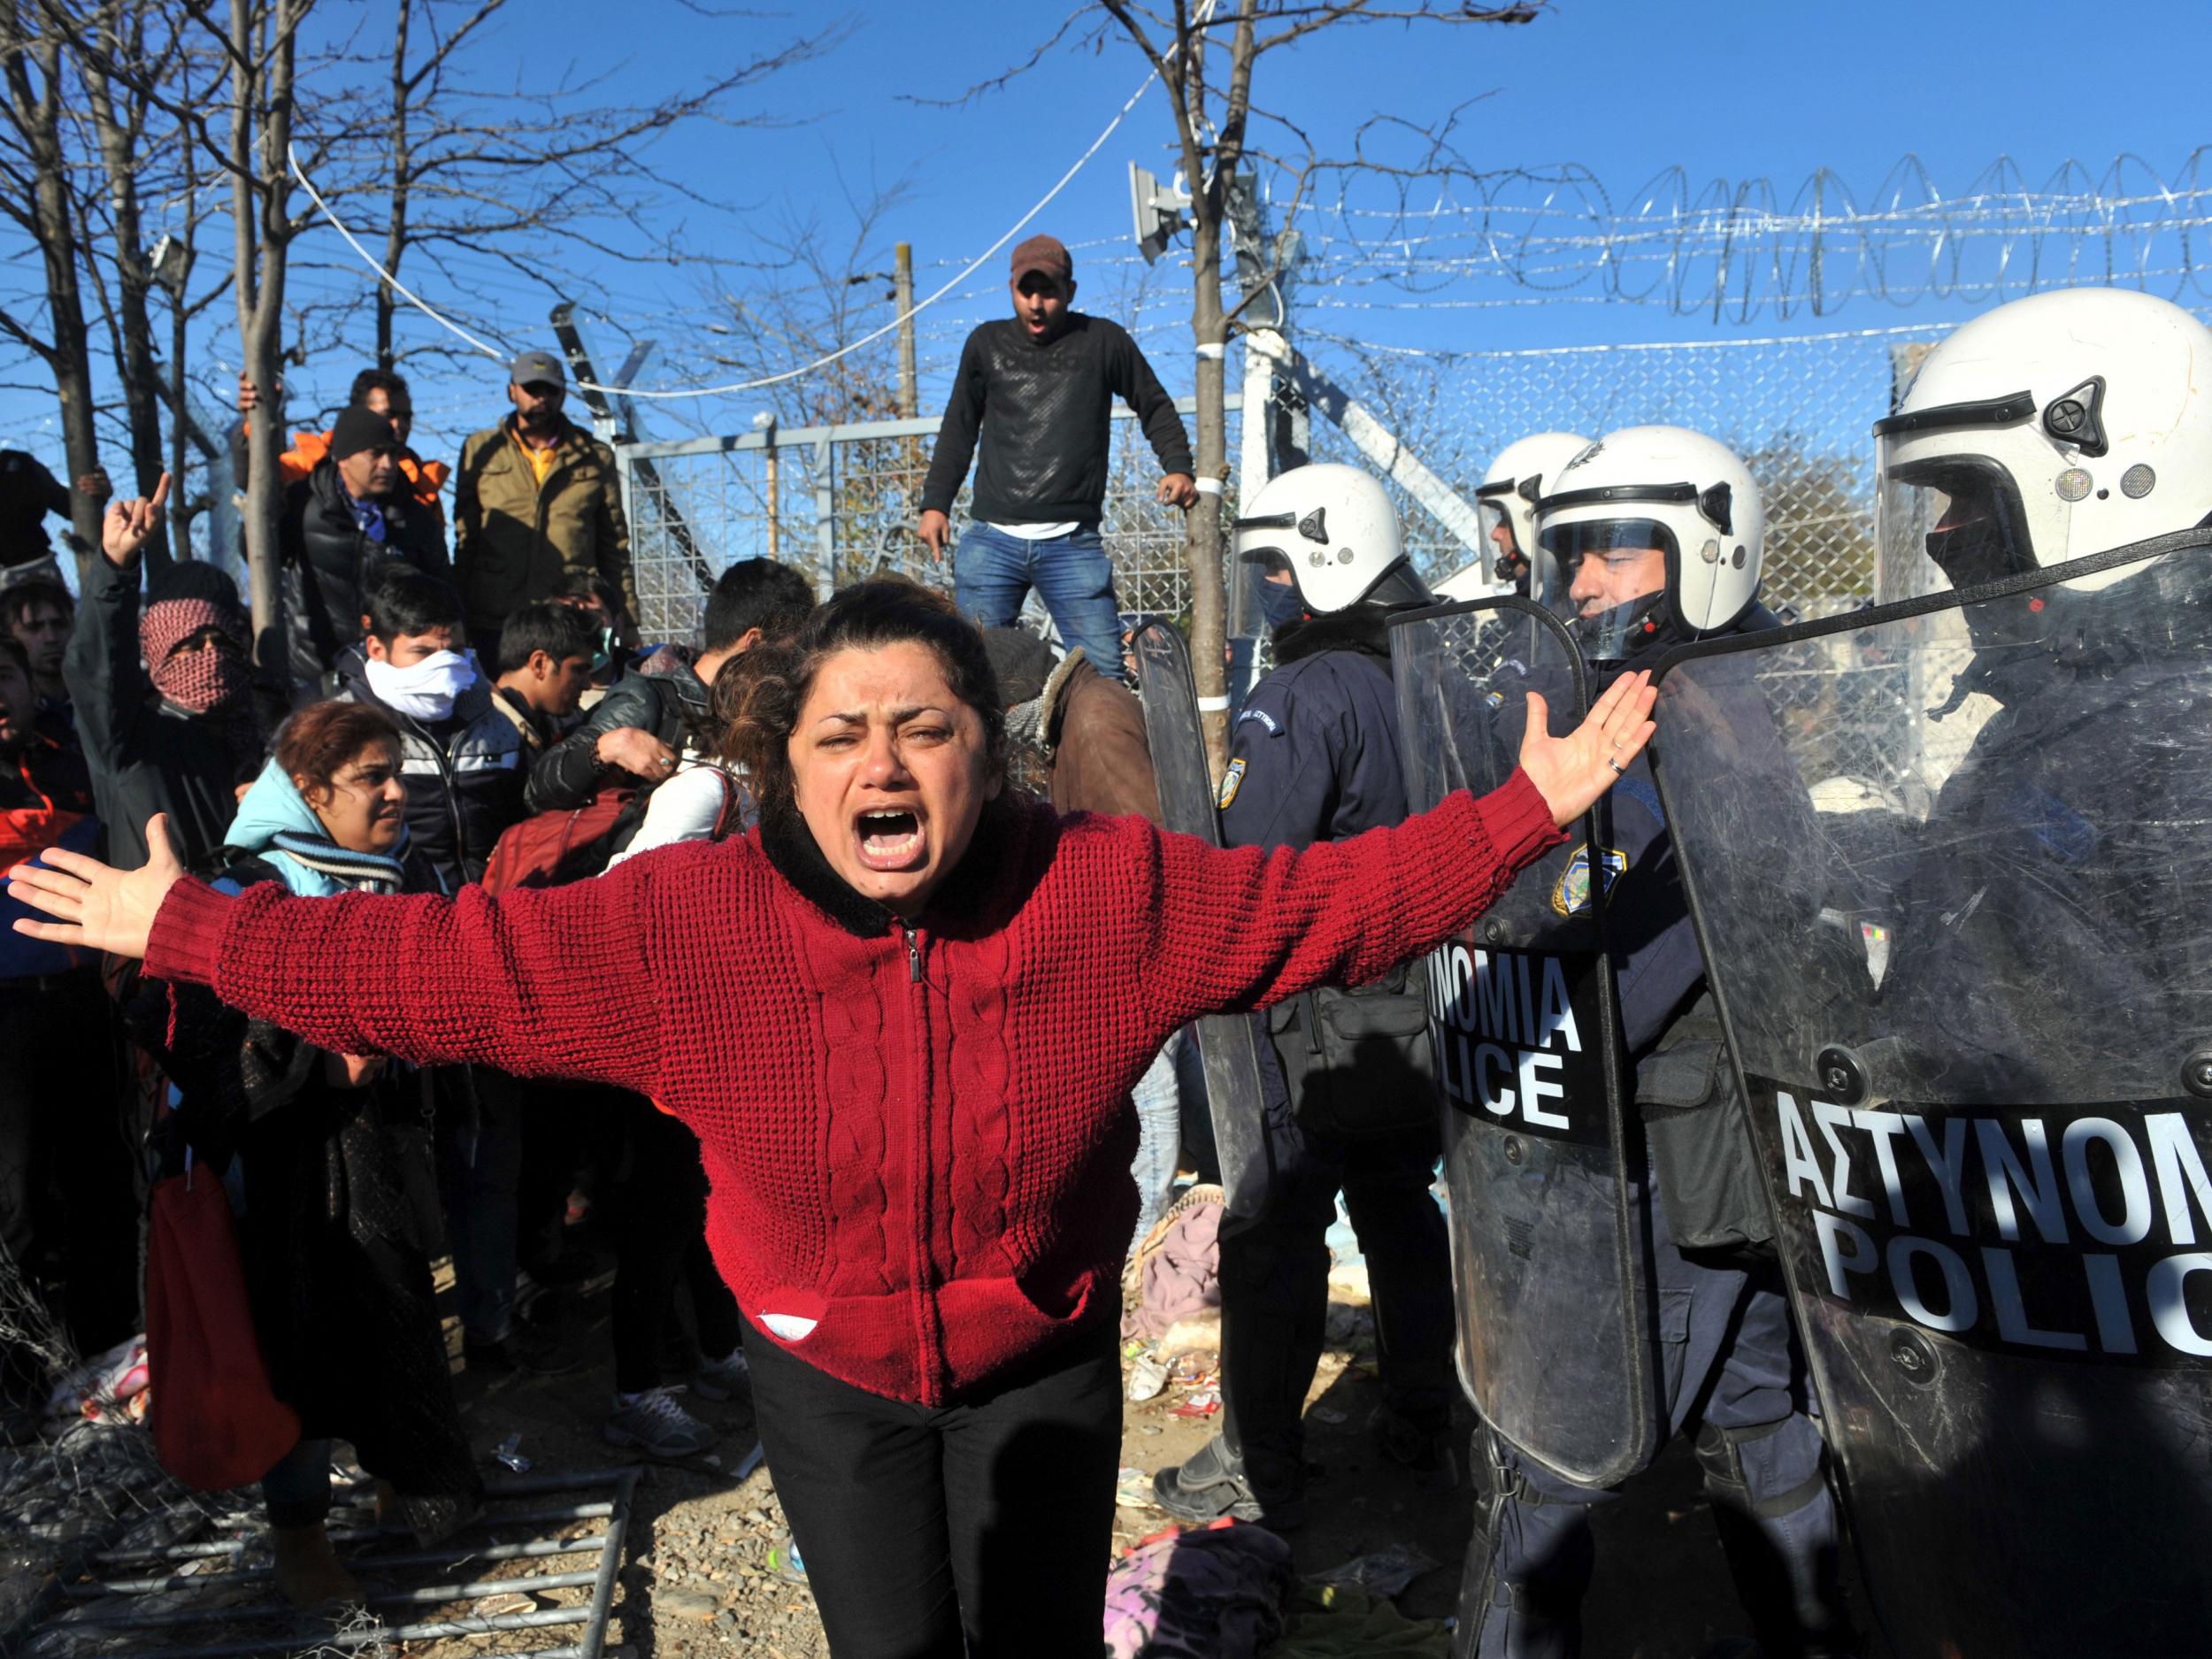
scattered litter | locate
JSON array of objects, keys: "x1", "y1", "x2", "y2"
[
  {"x1": 1306, "y1": 1541, "x2": 1439, "y2": 1600},
  {"x1": 767, "y1": 1532, "x2": 808, "y2": 1581},
  {"x1": 472, "y1": 1590, "x2": 536, "y2": 1617},
  {"x1": 1115, "y1": 1465, "x2": 1161, "y2": 1511},
  {"x1": 492, "y1": 1432, "x2": 531, "y2": 1474},
  {"x1": 1127, "y1": 1351, "x2": 1170, "y2": 1402},
  {"x1": 1171, "y1": 1387, "x2": 1222, "y2": 1418}
]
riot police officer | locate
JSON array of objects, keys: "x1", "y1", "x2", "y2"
[
  {"x1": 1455, "y1": 426, "x2": 1855, "y2": 1659},
  {"x1": 1152, "y1": 462, "x2": 1460, "y2": 1529},
  {"x1": 1636, "y1": 288, "x2": 2212, "y2": 1659},
  {"x1": 1439, "y1": 432, "x2": 1594, "y2": 600}
]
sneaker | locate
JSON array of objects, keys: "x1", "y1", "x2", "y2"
[
  {"x1": 603, "y1": 1387, "x2": 719, "y2": 1458},
  {"x1": 465, "y1": 1324, "x2": 582, "y2": 1377},
  {"x1": 1151, "y1": 1436, "x2": 1305, "y2": 1531},
  {"x1": 693, "y1": 1348, "x2": 750, "y2": 1402},
  {"x1": 1371, "y1": 1407, "x2": 1460, "y2": 1494}
]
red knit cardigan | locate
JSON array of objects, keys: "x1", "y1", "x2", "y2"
[{"x1": 142, "y1": 772, "x2": 1564, "y2": 1405}]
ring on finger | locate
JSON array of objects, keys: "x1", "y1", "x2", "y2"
[{"x1": 1607, "y1": 758, "x2": 1626, "y2": 776}]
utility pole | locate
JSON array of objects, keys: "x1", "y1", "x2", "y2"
[{"x1": 894, "y1": 242, "x2": 918, "y2": 419}]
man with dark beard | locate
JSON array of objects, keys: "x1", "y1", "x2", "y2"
[
  {"x1": 65, "y1": 476, "x2": 263, "y2": 870},
  {"x1": 453, "y1": 349, "x2": 636, "y2": 667}
]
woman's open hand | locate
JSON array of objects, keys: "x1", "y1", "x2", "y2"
[
  {"x1": 6, "y1": 812, "x2": 183, "y2": 961},
  {"x1": 1518, "y1": 671, "x2": 1659, "y2": 827}
]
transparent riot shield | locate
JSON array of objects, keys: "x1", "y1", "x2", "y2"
[
  {"x1": 1130, "y1": 618, "x2": 1275, "y2": 1224},
  {"x1": 1647, "y1": 530, "x2": 2212, "y2": 1659},
  {"x1": 1388, "y1": 597, "x2": 1658, "y2": 1488}
]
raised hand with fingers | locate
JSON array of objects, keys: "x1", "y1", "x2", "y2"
[
  {"x1": 6, "y1": 811, "x2": 183, "y2": 962},
  {"x1": 101, "y1": 472, "x2": 172, "y2": 567},
  {"x1": 1517, "y1": 670, "x2": 1660, "y2": 827}
]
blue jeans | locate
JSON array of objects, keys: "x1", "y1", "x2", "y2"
[
  {"x1": 1127, "y1": 1032, "x2": 1183, "y2": 1253},
  {"x1": 952, "y1": 524, "x2": 1125, "y2": 680}
]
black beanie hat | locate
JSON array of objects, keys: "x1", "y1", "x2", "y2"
[
  {"x1": 330, "y1": 403, "x2": 399, "y2": 463},
  {"x1": 147, "y1": 557, "x2": 242, "y2": 613}
]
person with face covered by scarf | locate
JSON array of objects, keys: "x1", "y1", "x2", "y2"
[{"x1": 65, "y1": 476, "x2": 265, "y2": 872}]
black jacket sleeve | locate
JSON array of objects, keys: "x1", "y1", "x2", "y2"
[
  {"x1": 63, "y1": 550, "x2": 143, "y2": 774},
  {"x1": 1110, "y1": 326, "x2": 1194, "y2": 479},
  {"x1": 918, "y1": 328, "x2": 989, "y2": 517},
  {"x1": 522, "y1": 672, "x2": 666, "y2": 814}
]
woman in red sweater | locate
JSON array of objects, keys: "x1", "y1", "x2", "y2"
[{"x1": 12, "y1": 512, "x2": 1655, "y2": 1658}]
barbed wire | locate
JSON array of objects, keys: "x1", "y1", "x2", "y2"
[{"x1": 1280, "y1": 149, "x2": 2212, "y2": 321}]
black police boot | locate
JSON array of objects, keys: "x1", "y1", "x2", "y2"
[
  {"x1": 1151, "y1": 1434, "x2": 1306, "y2": 1531},
  {"x1": 1694, "y1": 1420, "x2": 1860, "y2": 1659}
]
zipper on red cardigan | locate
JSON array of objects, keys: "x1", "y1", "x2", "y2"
[{"x1": 900, "y1": 920, "x2": 922, "y2": 982}]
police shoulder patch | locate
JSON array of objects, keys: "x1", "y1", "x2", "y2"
[
  {"x1": 1235, "y1": 707, "x2": 1282, "y2": 737},
  {"x1": 1217, "y1": 757, "x2": 1248, "y2": 810},
  {"x1": 1550, "y1": 843, "x2": 1628, "y2": 917}
]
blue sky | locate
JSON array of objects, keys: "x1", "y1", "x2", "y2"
[{"x1": 5, "y1": 0, "x2": 2209, "y2": 480}]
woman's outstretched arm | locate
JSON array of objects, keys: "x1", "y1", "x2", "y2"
[
  {"x1": 1132, "y1": 672, "x2": 1657, "y2": 1029},
  {"x1": 9, "y1": 813, "x2": 672, "y2": 1096}
]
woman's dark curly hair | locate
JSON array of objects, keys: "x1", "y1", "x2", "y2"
[{"x1": 726, "y1": 579, "x2": 1006, "y2": 808}]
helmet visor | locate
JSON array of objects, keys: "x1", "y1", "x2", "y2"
[
  {"x1": 1537, "y1": 517, "x2": 1676, "y2": 660},
  {"x1": 1878, "y1": 451, "x2": 2032, "y2": 595}
]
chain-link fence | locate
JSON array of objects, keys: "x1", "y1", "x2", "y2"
[
  {"x1": 618, "y1": 323, "x2": 1955, "y2": 645},
  {"x1": 620, "y1": 401, "x2": 1240, "y2": 641}
]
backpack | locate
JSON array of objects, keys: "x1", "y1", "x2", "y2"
[{"x1": 480, "y1": 764, "x2": 751, "y2": 895}]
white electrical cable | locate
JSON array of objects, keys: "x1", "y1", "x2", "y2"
[{"x1": 288, "y1": 0, "x2": 1218, "y2": 402}]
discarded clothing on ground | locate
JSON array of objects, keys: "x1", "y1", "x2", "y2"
[
  {"x1": 1101, "y1": 1517, "x2": 1297, "y2": 1659},
  {"x1": 1271, "y1": 1582, "x2": 1453, "y2": 1656},
  {"x1": 1121, "y1": 1186, "x2": 1225, "y2": 1340}
]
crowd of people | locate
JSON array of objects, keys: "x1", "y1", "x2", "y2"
[{"x1": 0, "y1": 234, "x2": 2205, "y2": 1659}]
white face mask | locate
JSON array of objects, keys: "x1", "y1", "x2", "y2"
[{"x1": 364, "y1": 649, "x2": 477, "y2": 720}]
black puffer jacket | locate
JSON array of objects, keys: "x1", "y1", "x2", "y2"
[
  {"x1": 280, "y1": 461, "x2": 451, "y2": 689},
  {"x1": 334, "y1": 649, "x2": 526, "y2": 889},
  {"x1": 523, "y1": 651, "x2": 710, "y2": 815}
]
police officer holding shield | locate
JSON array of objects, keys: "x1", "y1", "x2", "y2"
[
  {"x1": 1455, "y1": 427, "x2": 1855, "y2": 1659},
  {"x1": 1438, "y1": 432, "x2": 1593, "y2": 601},
  {"x1": 1152, "y1": 463, "x2": 1462, "y2": 1528}
]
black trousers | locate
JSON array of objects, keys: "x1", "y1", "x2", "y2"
[
  {"x1": 611, "y1": 1098, "x2": 740, "y2": 1394},
  {"x1": 0, "y1": 969, "x2": 141, "y2": 1386},
  {"x1": 745, "y1": 1315, "x2": 1122, "y2": 1659}
]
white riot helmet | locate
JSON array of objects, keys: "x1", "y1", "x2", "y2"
[
  {"x1": 1535, "y1": 426, "x2": 1764, "y2": 661},
  {"x1": 1476, "y1": 432, "x2": 1593, "y2": 588},
  {"x1": 1877, "y1": 287, "x2": 2212, "y2": 595},
  {"x1": 1233, "y1": 462, "x2": 1430, "y2": 617}
]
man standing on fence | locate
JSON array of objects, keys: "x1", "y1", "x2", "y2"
[{"x1": 917, "y1": 234, "x2": 1196, "y2": 679}]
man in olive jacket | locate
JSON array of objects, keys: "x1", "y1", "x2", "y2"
[{"x1": 452, "y1": 349, "x2": 638, "y2": 664}]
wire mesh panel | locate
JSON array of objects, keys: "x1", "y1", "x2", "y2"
[
  {"x1": 621, "y1": 405, "x2": 1241, "y2": 643},
  {"x1": 1297, "y1": 326, "x2": 1944, "y2": 620}
]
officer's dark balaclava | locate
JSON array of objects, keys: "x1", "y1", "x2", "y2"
[{"x1": 1258, "y1": 579, "x2": 1306, "y2": 633}]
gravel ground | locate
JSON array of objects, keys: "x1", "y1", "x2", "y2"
[{"x1": 0, "y1": 1257, "x2": 1770, "y2": 1658}]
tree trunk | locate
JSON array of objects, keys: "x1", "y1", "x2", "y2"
[
  {"x1": 81, "y1": 4, "x2": 170, "y2": 564},
  {"x1": 1187, "y1": 200, "x2": 1230, "y2": 780},
  {"x1": 6, "y1": 24, "x2": 104, "y2": 572},
  {"x1": 376, "y1": 0, "x2": 411, "y2": 369},
  {"x1": 231, "y1": 0, "x2": 300, "y2": 664}
]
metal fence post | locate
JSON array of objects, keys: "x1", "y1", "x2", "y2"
[{"x1": 814, "y1": 434, "x2": 836, "y2": 599}]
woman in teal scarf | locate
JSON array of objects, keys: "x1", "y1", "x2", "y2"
[{"x1": 134, "y1": 701, "x2": 478, "y2": 1609}]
